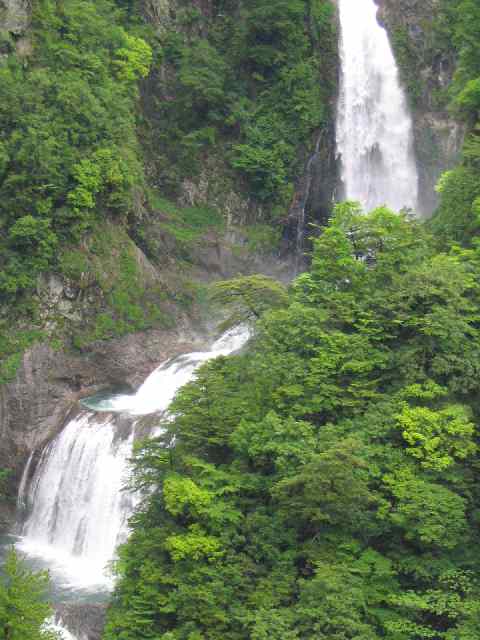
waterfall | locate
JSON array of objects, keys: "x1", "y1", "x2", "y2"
[
  {"x1": 89, "y1": 325, "x2": 250, "y2": 416},
  {"x1": 17, "y1": 326, "x2": 250, "y2": 589},
  {"x1": 17, "y1": 450, "x2": 34, "y2": 513},
  {"x1": 295, "y1": 132, "x2": 323, "y2": 271},
  {"x1": 19, "y1": 412, "x2": 135, "y2": 588},
  {"x1": 46, "y1": 618, "x2": 80, "y2": 640},
  {"x1": 336, "y1": 0, "x2": 419, "y2": 212}
]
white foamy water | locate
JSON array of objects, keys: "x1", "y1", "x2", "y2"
[
  {"x1": 17, "y1": 326, "x2": 250, "y2": 589},
  {"x1": 18, "y1": 413, "x2": 135, "y2": 589},
  {"x1": 336, "y1": 0, "x2": 418, "y2": 212},
  {"x1": 91, "y1": 325, "x2": 250, "y2": 416},
  {"x1": 46, "y1": 618, "x2": 79, "y2": 640}
]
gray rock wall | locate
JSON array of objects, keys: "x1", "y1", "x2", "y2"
[
  {"x1": 0, "y1": 0, "x2": 332, "y2": 487},
  {"x1": 55, "y1": 604, "x2": 106, "y2": 640},
  {"x1": 0, "y1": 325, "x2": 201, "y2": 497},
  {"x1": 375, "y1": 0, "x2": 464, "y2": 215},
  {"x1": 0, "y1": 0, "x2": 30, "y2": 35}
]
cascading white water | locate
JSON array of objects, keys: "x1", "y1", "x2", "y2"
[
  {"x1": 91, "y1": 325, "x2": 251, "y2": 416},
  {"x1": 46, "y1": 618, "x2": 79, "y2": 640},
  {"x1": 336, "y1": 0, "x2": 419, "y2": 212},
  {"x1": 17, "y1": 326, "x2": 250, "y2": 589},
  {"x1": 17, "y1": 450, "x2": 34, "y2": 512},
  {"x1": 19, "y1": 412, "x2": 135, "y2": 588}
]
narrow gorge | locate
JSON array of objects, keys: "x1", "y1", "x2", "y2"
[
  {"x1": 2, "y1": 0, "x2": 479, "y2": 638},
  {"x1": 12, "y1": 2, "x2": 421, "y2": 637}
]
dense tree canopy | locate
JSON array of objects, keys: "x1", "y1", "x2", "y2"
[
  {"x1": 0, "y1": 0, "x2": 152, "y2": 300},
  {"x1": 0, "y1": 550, "x2": 58, "y2": 640},
  {"x1": 104, "y1": 204, "x2": 480, "y2": 640}
]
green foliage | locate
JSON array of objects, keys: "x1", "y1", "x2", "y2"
[
  {"x1": 145, "y1": 0, "x2": 336, "y2": 210},
  {"x1": 67, "y1": 147, "x2": 137, "y2": 230},
  {"x1": 386, "y1": 3, "x2": 454, "y2": 109},
  {"x1": 135, "y1": 192, "x2": 226, "y2": 269},
  {"x1": 163, "y1": 476, "x2": 213, "y2": 517},
  {"x1": 105, "y1": 204, "x2": 480, "y2": 640},
  {"x1": 244, "y1": 223, "x2": 282, "y2": 254},
  {"x1": 451, "y1": 0, "x2": 480, "y2": 115},
  {"x1": 381, "y1": 468, "x2": 467, "y2": 549},
  {"x1": 210, "y1": 274, "x2": 289, "y2": 328},
  {"x1": 0, "y1": 326, "x2": 44, "y2": 384},
  {"x1": 178, "y1": 40, "x2": 227, "y2": 111},
  {"x1": 0, "y1": 0, "x2": 337, "y2": 373},
  {"x1": 164, "y1": 525, "x2": 222, "y2": 562},
  {"x1": 0, "y1": 0, "x2": 150, "y2": 301},
  {"x1": 58, "y1": 249, "x2": 90, "y2": 283},
  {"x1": 0, "y1": 469, "x2": 11, "y2": 500},
  {"x1": 390, "y1": 26, "x2": 423, "y2": 104},
  {"x1": 0, "y1": 549, "x2": 58, "y2": 640},
  {"x1": 2, "y1": 217, "x2": 59, "y2": 293},
  {"x1": 430, "y1": 0, "x2": 480, "y2": 245},
  {"x1": 397, "y1": 403, "x2": 477, "y2": 470},
  {"x1": 456, "y1": 77, "x2": 480, "y2": 113},
  {"x1": 151, "y1": 194, "x2": 224, "y2": 248},
  {"x1": 71, "y1": 225, "x2": 173, "y2": 345},
  {"x1": 431, "y1": 166, "x2": 480, "y2": 244},
  {"x1": 114, "y1": 34, "x2": 152, "y2": 82}
]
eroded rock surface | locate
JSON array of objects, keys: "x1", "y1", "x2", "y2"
[
  {"x1": 0, "y1": 326, "x2": 201, "y2": 487},
  {"x1": 0, "y1": 0, "x2": 30, "y2": 34},
  {"x1": 55, "y1": 603, "x2": 106, "y2": 640},
  {"x1": 375, "y1": 0, "x2": 464, "y2": 215}
]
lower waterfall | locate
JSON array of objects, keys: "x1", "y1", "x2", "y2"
[
  {"x1": 46, "y1": 617, "x2": 79, "y2": 640},
  {"x1": 17, "y1": 326, "x2": 250, "y2": 599},
  {"x1": 19, "y1": 412, "x2": 135, "y2": 589}
]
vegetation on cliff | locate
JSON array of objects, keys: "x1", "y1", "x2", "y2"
[
  {"x1": 0, "y1": 0, "x2": 151, "y2": 300},
  {"x1": 0, "y1": 0, "x2": 336, "y2": 383},
  {"x1": 104, "y1": 203, "x2": 480, "y2": 640},
  {"x1": 386, "y1": 0, "x2": 480, "y2": 243},
  {"x1": 0, "y1": 0, "x2": 155, "y2": 381},
  {"x1": 144, "y1": 0, "x2": 336, "y2": 211},
  {"x1": 5, "y1": 1, "x2": 480, "y2": 636},
  {"x1": 431, "y1": 0, "x2": 480, "y2": 244}
]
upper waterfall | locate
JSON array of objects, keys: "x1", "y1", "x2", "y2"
[{"x1": 336, "y1": 0, "x2": 419, "y2": 212}]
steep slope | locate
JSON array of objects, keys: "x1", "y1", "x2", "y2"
[
  {"x1": 105, "y1": 205, "x2": 480, "y2": 640},
  {"x1": 103, "y1": 4, "x2": 480, "y2": 638},
  {"x1": 0, "y1": 0, "x2": 338, "y2": 495}
]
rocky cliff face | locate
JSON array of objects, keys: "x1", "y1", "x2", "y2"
[
  {"x1": 55, "y1": 603, "x2": 106, "y2": 640},
  {"x1": 1, "y1": 0, "x2": 462, "y2": 497},
  {"x1": 0, "y1": 229, "x2": 295, "y2": 505},
  {"x1": 0, "y1": 322, "x2": 201, "y2": 509},
  {"x1": 139, "y1": 0, "x2": 339, "y2": 238},
  {"x1": 0, "y1": 0, "x2": 330, "y2": 485},
  {"x1": 0, "y1": 0, "x2": 299, "y2": 495},
  {"x1": 0, "y1": 0, "x2": 29, "y2": 35},
  {"x1": 376, "y1": 0, "x2": 464, "y2": 215}
]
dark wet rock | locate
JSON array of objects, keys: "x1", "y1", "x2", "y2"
[
  {"x1": 0, "y1": 0, "x2": 30, "y2": 35},
  {"x1": 0, "y1": 327, "x2": 202, "y2": 481},
  {"x1": 375, "y1": 0, "x2": 464, "y2": 215},
  {"x1": 55, "y1": 603, "x2": 107, "y2": 640}
]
